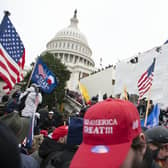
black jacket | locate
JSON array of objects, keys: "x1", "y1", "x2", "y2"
[
  {"x1": 40, "y1": 118, "x2": 56, "y2": 130},
  {"x1": 39, "y1": 137, "x2": 78, "y2": 168}
]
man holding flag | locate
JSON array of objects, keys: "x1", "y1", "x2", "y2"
[
  {"x1": 19, "y1": 83, "x2": 42, "y2": 148},
  {"x1": 0, "y1": 11, "x2": 25, "y2": 94},
  {"x1": 23, "y1": 57, "x2": 57, "y2": 148}
]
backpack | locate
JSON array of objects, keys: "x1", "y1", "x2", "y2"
[{"x1": 18, "y1": 92, "x2": 30, "y2": 112}]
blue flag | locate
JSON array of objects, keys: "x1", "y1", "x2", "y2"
[
  {"x1": 67, "y1": 117, "x2": 83, "y2": 145},
  {"x1": 31, "y1": 58, "x2": 58, "y2": 93},
  {"x1": 141, "y1": 104, "x2": 160, "y2": 128}
]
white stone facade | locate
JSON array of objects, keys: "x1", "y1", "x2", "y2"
[
  {"x1": 42, "y1": 10, "x2": 95, "y2": 91},
  {"x1": 80, "y1": 66, "x2": 116, "y2": 98},
  {"x1": 79, "y1": 42, "x2": 168, "y2": 109}
]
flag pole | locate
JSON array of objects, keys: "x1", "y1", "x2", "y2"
[
  {"x1": 123, "y1": 85, "x2": 128, "y2": 100},
  {"x1": 26, "y1": 56, "x2": 39, "y2": 89},
  {"x1": 4, "y1": 10, "x2": 11, "y2": 16},
  {"x1": 144, "y1": 88, "x2": 151, "y2": 127}
]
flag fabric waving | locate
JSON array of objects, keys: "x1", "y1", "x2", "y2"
[
  {"x1": 0, "y1": 12, "x2": 25, "y2": 93},
  {"x1": 31, "y1": 58, "x2": 58, "y2": 93},
  {"x1": 78, "y1": 82, "x2": 90, "y2": 103},
  {"x1": 140, "y1": 104, "x2": 160, "y2": 128},
  {"x1": 137, "y1": 58, "x2": 156, "y2": 101}
]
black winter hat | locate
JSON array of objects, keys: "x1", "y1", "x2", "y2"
[{"x1": 145, "y1": 126, "x2": 168, "y2": 144}]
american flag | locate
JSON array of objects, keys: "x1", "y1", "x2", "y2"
[
  {"x1": 137, "y1": 58, "x2": 156, "y2": 101},
  {"x1": 0, "y1": 12, "x2": 25, "y2": 93}
]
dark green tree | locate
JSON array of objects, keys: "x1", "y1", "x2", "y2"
[{"x1": 22, "y1": 52, "x2": 71, "y2": 109}]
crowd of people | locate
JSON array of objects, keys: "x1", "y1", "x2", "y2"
[{"x1": 0, "y1": 83, "x2": 168, "y2": 168}]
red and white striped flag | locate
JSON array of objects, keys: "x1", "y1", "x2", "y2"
[
  {"x1": 137, "y1": 58, "x2": 156, "y2": 102},
  {"x1": 0, "y1": 12, "x2": 25, "y2": 94}
]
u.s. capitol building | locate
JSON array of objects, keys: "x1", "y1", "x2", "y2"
[{"x1": 42, "y1": 10, "x2": 95, "y2": 91}]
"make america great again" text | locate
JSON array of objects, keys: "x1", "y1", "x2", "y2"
[{"x1": 84, "y1": 119, "x2": 118, "y2": 135}]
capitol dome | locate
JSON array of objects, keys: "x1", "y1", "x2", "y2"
[
  {"x1": 54, "y1": 21, "x2": 88, "y2": 45},
  {"x1": 42, "y1": 10, "x2": 95, "y2": 91}
]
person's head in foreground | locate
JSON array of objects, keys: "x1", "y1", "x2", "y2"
[
  {"x1": 70, "y1": 99, "x2": 148, "y2": 168},
  {"x1": 145, "y1": 126, "x2": 168, "y2": 167},
  {"x1": 0, "y1": 122, "x2": 21, "y2": 168}
]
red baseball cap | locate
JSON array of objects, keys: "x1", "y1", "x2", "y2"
[
  {"x1": 40, "y1": 130, "x2": 48, "y2": 137},
  {"x1": 52, "y1": 125, "x2": 68, "y2": 141},
  {"x1": 70, "y1": 99, "x2": 141, "y2": 168}
]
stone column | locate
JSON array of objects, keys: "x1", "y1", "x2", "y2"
[
  {"x1": 68, "y1": 54, "x2": 70, "y2": 63},
  {"x1": 63, "y1": 54, "x2": 65, "y2": 62}
]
